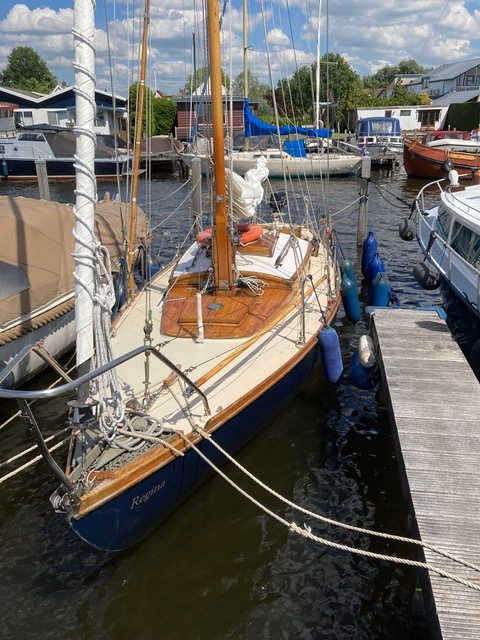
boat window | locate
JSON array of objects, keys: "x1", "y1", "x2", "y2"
[
  {"x1": 0, "y1": 261, "x2": 30, "y2": 302},
  {"x1": 0, "y1": 145, "x2": 4, "y2": 155},
  {"x1": 450, "y1": 221, "x2": 480, "y2": 267},
  {"x1": 17, "y1": 133, "x2": 46, "y2": 142},
  {"x1": 47, "y1": 112, "x2": 59, "y2": 126},
  {"x1": 437, "y1": 203, "x2": 451, "y2": 238}
]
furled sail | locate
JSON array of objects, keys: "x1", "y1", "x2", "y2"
[{"x1": 226, "y1": 156, "x2": 269, "y2": 219}]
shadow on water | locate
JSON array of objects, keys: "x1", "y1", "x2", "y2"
[{"x1": 0, "y1": 170, "x2": 437, "y2": 639}]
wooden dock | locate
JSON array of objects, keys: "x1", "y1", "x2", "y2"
[{"x1": 370, "y1": 308, "x2": 480, "y2": 640}]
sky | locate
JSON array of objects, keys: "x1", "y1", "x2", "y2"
[{"x1": 0, "y1": 0, "x2": 479, "y2": 98}]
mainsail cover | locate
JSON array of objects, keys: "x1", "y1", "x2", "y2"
[{"x1": 244, "y1": 99, "x2": 332, "y2": 139}]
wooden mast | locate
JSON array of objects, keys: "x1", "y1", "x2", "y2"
[
  {"x1": 127, "y1": 0, "x2": 150, "y2": 299},
  {"x1": 207, "y1": 0, "x2": 234, "y2": 293}
]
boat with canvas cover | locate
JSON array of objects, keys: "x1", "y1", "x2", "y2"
[
  {"x1": 0, "y1": 195, "x2": 149, "y2": 388},
  {"x1": 0, "y1": 124, "x2": 132, "y2": 180}
]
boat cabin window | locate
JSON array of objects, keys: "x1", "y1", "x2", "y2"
[
  {"x1": 437, "y1": 203, "x2": 451, "y2": 238},
  {"x1": 450, "y1": 221, "x2": 480, "y2": 267},
  {"x1": 0, "y1": 262, "x2": 30, "y2": 302},
  {"x1": 17, "y1": 133, "x2": 47, "y2": 142},
  {"x1": 0, "y1": 145, "x2": 4, "y2": 155}
]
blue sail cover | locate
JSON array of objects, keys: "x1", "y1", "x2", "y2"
[
  {"x1": 244, "y1": 99, "x2": 332, "y2": 139},
  {"x1": 283, "y1": 140, "x2": 306, "y2": 157}
]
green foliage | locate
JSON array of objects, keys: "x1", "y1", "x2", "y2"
[
  {"x1": 180, "y1": 66, "x2": 231, "y2": 95},
  {"x1": 389, "y1": 80, "x2": 422, "y2": 105},
  {"x1": 128, "y1": 84, "x2": 177, "y2": 138},
  {"x1": 232, "y1": 70, "x2": 269, "y2": 100},
  {"x1": 128, "y1": 82, "x2": 155, "y2": 142},
  {"x1": 0, "y1": 47, "x2": 57, "y2": 92},
  {"x1": 364, "y1": 59, "x2": 431, "y2": 89},
  {"x1": 153, "y1": 97, "x2": 176, "y2": 134},
  {"x1": 276, "y1": 54, "x2": 361, "y2": 128}
]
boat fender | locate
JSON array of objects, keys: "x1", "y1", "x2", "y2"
[
  {"x1": 341, "y1": 272, "x2": 361, "y2": 324},
  {"x1": 398, "y1": 219, "x2": 414, "y2": 241},
  {"x1": 368, "y1": 271, "x2": 391, "y2": 307},
  {"x1": 349, "y1": 350, "x2": 378, "y2": 390},
  {"x1": 270, "y1": 191, "x2": 287, "y2": 211},
  {"x1": 367, "y1": 252, "x2": 385, "y2": 283},
  {"x1": 361, "y1": 231, "x2": 378, "y2": 277},
  {"x1": 1, "y1": 159, "x2": 8, "y2": 178},
  {"x1": 319, "y1": 327, "x2": 343, "y2": 385},
  {"x1": 0, "y1": 360, "x2": 15, "y2": 390},
  {"x1": 441, "y1": 158, "x2": 454, "y2": 175},
  {"x1": 340, "y1": 259, "x2": 357, "y2": 286},
  {"x1": 358, "y1": 334, "x2": 376, "y2": 368},
  {"x1": 413, "y1": 261, "x2": 441, "y2": 290}
]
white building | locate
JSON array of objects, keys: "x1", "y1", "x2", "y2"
[{"x1": 348, "y1": 105, "x2": 450, "y2": 134}]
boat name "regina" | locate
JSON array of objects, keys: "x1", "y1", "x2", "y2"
[{"x1": 131, "y1": 481, "x2": 166, "y2": 509}]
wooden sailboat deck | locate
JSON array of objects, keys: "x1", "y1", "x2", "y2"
[{"x1": 370, "y1": 308, "x2": 480, "y2": 640}]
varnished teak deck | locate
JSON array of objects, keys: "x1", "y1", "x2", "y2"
[{"x1": 370, "y1": 309, "x2": 480, "y2": 640}]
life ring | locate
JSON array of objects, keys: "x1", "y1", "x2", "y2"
[
  {"x1": 236, "y1": 223, "x2": 263, "y2": 245},
  {"x1": 197, "y1": 224, "x2": 263, "y2": 246},
  {"x1": 197, "y1": 227, "x2": 213, "y2": 245}
]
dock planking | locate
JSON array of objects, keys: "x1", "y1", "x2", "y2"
[{"x1": 370, "y1": 308, "x2": 480, "y2": 640}]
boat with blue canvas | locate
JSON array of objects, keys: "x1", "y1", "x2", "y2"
[{"x1": 351, "y1": 117, "x2": 403, "y2": 166}]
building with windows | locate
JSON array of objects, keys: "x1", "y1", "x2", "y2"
[
  {"x1": 174, "y1": 81, "x2": 258, "y2": 143},
  {"x1": 0, "y1": 85, "x2": 128, "y2": 142},
  {"x1": 409, "y1": 58, "x2": 480, "y2": 104},
  {"x1": 348, "y1": 105, "x2": 450, "y2": 134}
]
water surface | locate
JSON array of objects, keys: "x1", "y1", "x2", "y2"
[{"x1": 0, "y1": 165, "x2": 441, "y2": 639}]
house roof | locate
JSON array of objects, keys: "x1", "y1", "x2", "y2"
[
  {"x1": 426, "y1": 58, "x2": 480, "y2": 82},
  {"x1": 0, "y1": 85, "x2": 127, "y2": 110},
  {"x1": 431, "y1": 87, "x2": 480, "y2": 105}
]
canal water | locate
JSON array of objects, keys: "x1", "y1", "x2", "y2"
[{"x1": 0, "y1": 166, "x2": 443, "y2": 639}]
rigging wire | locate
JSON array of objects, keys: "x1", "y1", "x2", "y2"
[{"x1": 415, "y1": 0, "x2": 451, "y2": 64}]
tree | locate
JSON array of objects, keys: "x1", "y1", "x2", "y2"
[
  {"x1": 389, "y1": 80, "x2": 421, "y2": 106},
  {"x1": 153, "y1": 97, "x2": 176, "y2": 135},
  {"x1": 232, "y1": 70, "x2": 269, "y2": 100},
  {"x1": 128, "y1": 82, "x2": 155, "y2": 143},
  {"x1": 180, "y1": 66, "x2": 231, "y2": 95},
  {"x1": 0, "y1": 47, "x2": 57, "y2": 92},
  {"x1": 364, "y1": 59, "x2": 431, "y2": 90},
  {"x1": 276, "y1": 54, "x2": 361, "y2": 127},
  {"x1": 397, "y1": 59, "x2": 431, "y2": 75},
  {"x1": 277, "y1": 65, "x2": 314, "y2": 121}
]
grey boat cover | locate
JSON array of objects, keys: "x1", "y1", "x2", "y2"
[
  {"x1": 20, "y1": 125, "x2": 124, "y2": 158},
  {"x1": 0, "y1": 196, "x2": 149, "y2": 327}
]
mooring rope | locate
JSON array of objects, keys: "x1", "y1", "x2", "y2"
[{"x1": 164, "y1": 426, "x2": 480, "y2": 592}]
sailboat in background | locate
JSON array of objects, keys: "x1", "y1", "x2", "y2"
[
  {"x1": 181, "y1": 0, "x2": 361, "y2": 179},
  {"x1": 0, "y1": 0, "x2": 341, "y2": 551}
]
